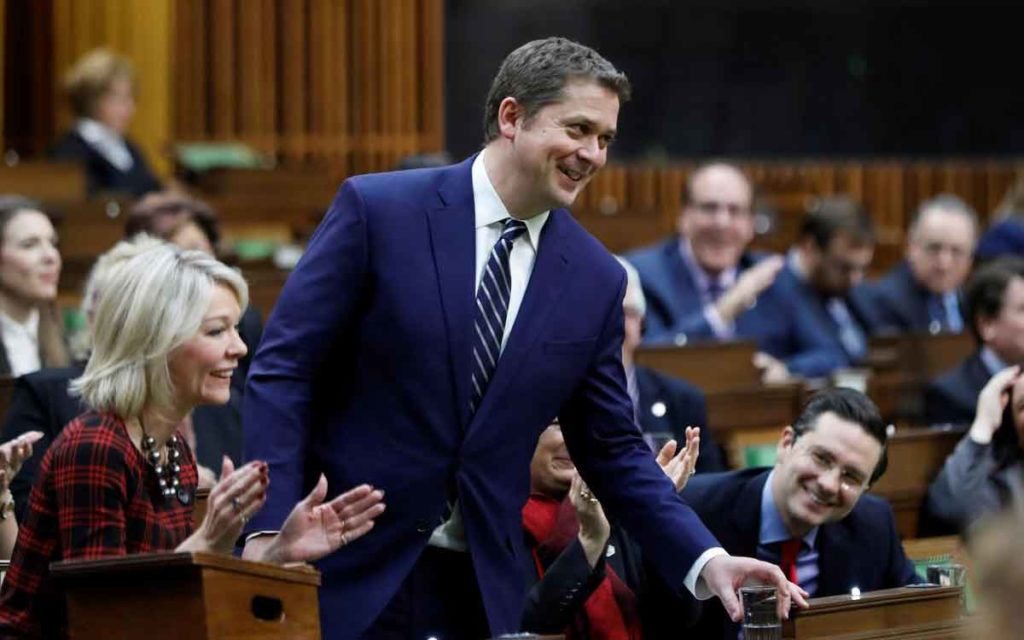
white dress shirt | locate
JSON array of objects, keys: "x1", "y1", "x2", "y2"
[{"x1": 0, "y1": 309, "x2": 41, "y2": 377}]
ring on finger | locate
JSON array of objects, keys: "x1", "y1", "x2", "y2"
[
  {"x1": 340, "y1": 532, "x2": 349, "y2": 546},
  {"x1": 231, "y1": 496, "x2": 243, "y2": 514}
]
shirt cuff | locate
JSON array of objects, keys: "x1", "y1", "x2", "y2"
[
  {"x1": 703, "y1": 306, "x2": 734, "y2": 339},
  {"x1": 684, "y1": 547, "x2": 728, "y2": 599}
]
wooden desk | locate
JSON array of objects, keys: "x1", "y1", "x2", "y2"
[
  {"x1": 0, "y1": 162, "x2": 86, "y2": 202},
  {"x1": 635, "y1": 341, "x2": 761, "y2": 394},
  {"x1": 783, "y1": 586, "x2": 962, "y2": 639},
  {"x1": 870, "y1": 426, "x2": 963, "y2": 539},
  {"x1": 53, "y1": 551, "x2": 321, "y2": 640}
]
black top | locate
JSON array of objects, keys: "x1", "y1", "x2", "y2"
[{"x1": 50, "y1": 129, "x2": 162, "y2": 198}]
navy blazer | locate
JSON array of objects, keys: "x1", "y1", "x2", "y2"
[
  {"x1": 625, "y1": 238, "x2": 845, "y2": 377},
  {"x1": 242, "y1": 157, "x2": 719, "y2": 639},
  {"x1": 866, "y1": 261, "x2": 964, "y2": 334},
  {"x1": 775, "y1": 263, "x2": 886, "y2": 366},
  {"x1": 0, "y1": 364, "x2": 244, "y2": 519},
  {"x1": 50, "y1": 130, "x2": 162, "y2": 198},
  {"x1": 679, "y1": 468, "x2": 920, "y2": 639},
  {"x1": 635, "y1": 365, "x2": 725, "y2": 473},
  {"x1": 925, "y1": 351, "x2": 991, "y2": 427}
]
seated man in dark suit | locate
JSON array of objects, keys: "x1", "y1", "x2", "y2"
[
  {"x1": 926, "y1": 257, "x2": 1024, "y2": 426},
  {"x1": 617, "y1": 258, "x2": 725, "y2": 473},
  {"x1": 868, "y1": 194, "x2": 977, "y2": 334},
  {"x1": 779, "y1": 197, "x2": 885, "y2": 367},
  {"x1": 680, "y1": 388, "x2": 920, "y2": 639},
  {"x1": 626, "y1": 162, "x2": 844, "y2": 382}
]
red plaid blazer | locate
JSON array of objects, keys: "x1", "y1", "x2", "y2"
[{"x1": 0, "y1": 412, "x2": 197, "y2": 638}]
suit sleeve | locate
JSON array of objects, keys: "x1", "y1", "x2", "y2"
[
  {"x1": 924, "y1": 436, "x2": 1001, "y2": 533},
  {"x1": 1, "y1": 377, "x2": 57, "y2": 519},
  {"x1": 780, "y1": 279, "x2": 847, "y2": 377},
  {"x1": 559, "y1": 271, "x2": 721, "y2": 594},
  {"x1": 242, "y1": 180, "x2": 370, "y2": 530},
  {"x1": 882, "y1": 503, "x2": 924, "y2": 586},
  {"x1": 521, "y1": 538, "x2": 607, "y2": 633}
]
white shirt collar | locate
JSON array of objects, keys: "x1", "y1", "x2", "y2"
[
  {"x1": 471, "y1": 150, "x2": 549, "y2": 251},
  {"x1": 76, "y1": 118, "x2": 134, "y2": 172},
  {"x1": 0, "y1": 308, "x2": 41, "y2": 376}
]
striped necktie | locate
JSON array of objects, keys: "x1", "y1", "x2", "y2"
[{"x1": 470, "y1": 217, "x2": 528, "y2": 414}]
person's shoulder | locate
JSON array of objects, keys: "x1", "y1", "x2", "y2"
[
  {"x1": 623, "y1": 236, "x2": 677, "y2": 271},
  {"x1": 931, "y1": 353, "x2": 978, "y2": 390},
  {"x1": 345, "y1": 159, "x2": 466, "y2": 199},
  {"x1": 683, "y1": 467, "x2": 759, "y2": 503},
  {"x1": 18, "y1": 365, "x2": 85, "y2": 390},
  {"x1": 48, "y1": 412, "x2": 127, "y2": 459},
  {"x1": 874, "y1": 261, "x2": 914, "y2": 295},
  {"x1": 48, "y1": 129, "x2": 89, "y2": 158},
  {"x1": 844, "y1": 492, "x2": 899, "y2": 533}
]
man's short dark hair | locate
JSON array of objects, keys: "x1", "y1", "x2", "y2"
[
  {"x1": 679, "y1": 161, "x2": 752, "y2": 206},
  {"x1": 791, "y1": 388, "x2": 889, "y2": 484},
  {"x1": 800, "y1": 196, "x2": 875, "y2": 248},
  {"x1": 482, "y1": 37, "x2": 631, "y2": 144},
  {"x1": 964, "y1": 257, "x2": 1024, "y2": 344}
]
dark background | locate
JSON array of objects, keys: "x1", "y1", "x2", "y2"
[{"x1": 445, "y1": 0, "x2": 1022, "y2": 160}]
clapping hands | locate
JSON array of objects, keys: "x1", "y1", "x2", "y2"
[{"x1": 0, "y1": 431, "x2": 43, "y2": 494}]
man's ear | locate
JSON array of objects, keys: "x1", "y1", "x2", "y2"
[
  {"x1": 978, "y1": 315, "x2": 996, "y2": 343},
  {"x1": 496, "y1": 97, "x2": 524, "y2": 140},
  {"x1": 776, "y1": 425, "x2": 797, "y2": 462}
]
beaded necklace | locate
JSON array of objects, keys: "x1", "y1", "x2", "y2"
[{"x1": 139, "y1": 419, "x2": 189, "y2": 505}]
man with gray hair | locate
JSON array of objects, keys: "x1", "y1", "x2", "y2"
[
  {"x1": 869, "y1": 194, "x2": 978, "y2": 333},
  {"x1": 617, "y1": 257, "x2": 725, "y2": 473}
]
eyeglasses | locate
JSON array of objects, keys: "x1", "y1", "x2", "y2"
[{"x1": 802, "y1": 444, "x2": 870, "y2": 495}]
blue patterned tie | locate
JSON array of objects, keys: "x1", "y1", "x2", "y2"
[{"x1": 470, "y1": 218, "x2": 528, "y2": 413}]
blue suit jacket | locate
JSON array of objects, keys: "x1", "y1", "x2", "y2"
[
  {"x1": 243, "y1": 157, "x2": 719, "y2": 639},
  {"x1": 866, "y1": 261, "x2": 963, "y2": 334},
  {"x1": 775, "y1": 263, "x2": 886, "y2": 366},
  {"x1": 925, "y1": 351, "x2": 990, "y2": 427},
  {"x1": 679, "y1": 468, "x2": 921, "y2": 639},
  {"x1": 625, "y1": 239, "x2": 845, "y2": 377}
]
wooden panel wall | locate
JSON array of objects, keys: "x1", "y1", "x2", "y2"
[
  {"x1": 172, "y1": 0, "x2": 445, "y2": 179},
  {"x1": 575, "y1": 159, "x2": 1024, "y2": 268},
  {"x1": 50, "y1": 0, "x2": 174, "y2": 175}
]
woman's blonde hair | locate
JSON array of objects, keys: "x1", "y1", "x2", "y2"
[
  {"x1": 69, "y1": 234, "x2": 166, "y2": 360},
  {"x1": 71, "y1": 243, "x2": 248, "y2": 419},
  {"x1": 63, "y1": 48, "x2": 136, "y2": 119}
]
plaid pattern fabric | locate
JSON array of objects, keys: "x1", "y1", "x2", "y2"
[{"x1": 0, "y1": 412, "x2": 197, "y2": 638}]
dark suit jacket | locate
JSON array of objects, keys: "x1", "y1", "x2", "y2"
[
  {"x1": 635, "y1": 365, "x2": 725, "y2": 473},
  {"x1": 50, "y1": 130, "x2": 161, "y2": 198},
  {"x1": 680, "y1": 468, "x2": 921, "y2": 639},
  {"x1": 775, "y1": 263, "x2": 886, "y2": 366},
  {"x1": 243, "y1": 157, "x2": 719, "y2": 639},
  {"x1": 866, "y1": 261, "x2": 963, "y2": 334},
  {"x1": 925, "y1": 351, "x2": 991, "y2": 426},
  {"x1": 625, "y1": 239, "x2": 845, "y2": 377},
  {"x1": 1, "y1": 364, "x2": 244, "y2": 519}
]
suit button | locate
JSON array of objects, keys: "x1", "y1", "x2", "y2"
[
  {"x1": 415, "y1": 519, "x2": 431, "y2": 533},
  {"x1": 673, "y1": 333, "x2": 687, "y2": 346}
]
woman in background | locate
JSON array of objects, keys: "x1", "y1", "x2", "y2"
[
  {"x1": 50, "y1": 48, "x2": 161, "y2": 198},
  {"x1": 0, "y1": 243, "x2": 384, "y2": 637},
  {"x1": 0, "y1": 196, "x2": 68, "y2": 377}
]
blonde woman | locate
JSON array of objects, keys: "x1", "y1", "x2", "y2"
[{"x1": 0, "y1": 244, "x2": 385, "y2": 637}]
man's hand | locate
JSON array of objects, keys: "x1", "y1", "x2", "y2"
[
  {"x1": 753, "y1": 352, "x2": 793, "y2": 385},
  {"x1": 971, "y1": 365, "x2": 1020, "y2": 444},
  {"x1": 701, "y1": 554, "x2": 809, "y2": 622},
  {"x1": 655, "y1": 426, "x2": 700, "y2": 491},
  {"x1": 714, "y1": 255, "x2": 784, "y2": 322}
]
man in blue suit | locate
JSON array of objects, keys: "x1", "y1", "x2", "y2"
[
  {"x1": 680, "y1": 389, "x2": 921, "y2": 639},
  {"x1": 778, "y1": 196, "x2": 884, "y2": 367},
  {"x1": 868, "y1": 194, "x2": 977, "y2": 334},
  {"x1": 626, "y1": 163, "x2": 845, "y2": 382},
  {"x1": 241, "y1": 38, "x2": 801, "y2": 640},
  {"x1": 926, "y1": 258, "x2": 1024, "y2": 426}
]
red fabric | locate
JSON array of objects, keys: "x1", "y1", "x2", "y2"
[
  {"x1": 779, "y1": 538, "x2": 802, "y2": 584},
  {"x1": 522, "y1": 494, "x2": 642, "y2": 640},
  {"x1": 0, "y1": 412, "x2": 198, "y2": 638}
]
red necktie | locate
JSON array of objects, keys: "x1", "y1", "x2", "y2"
[{"x1": 779, "y1": 538, "x2": 802, "y2": 584}]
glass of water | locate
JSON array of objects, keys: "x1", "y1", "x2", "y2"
[{"x1": 740, "y1": 585, "x2": 781, "y2": 640}]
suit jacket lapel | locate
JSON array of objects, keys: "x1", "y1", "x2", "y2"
[
  {"x1": 730, "y1": 470, "x2": 769, "y2": 558},
  {"x1": 425, "y1": 158, "x2": 477, "y2": 429},
  {"x1": 469, "y1": 210, "x2": 571, "y2": 429},
  {"x1": 816, "y1": 524, "x2": 848, "y2": 595}
]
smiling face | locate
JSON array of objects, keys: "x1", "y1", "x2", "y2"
[
  {"x1": 94, "y1": 76, "x2": 136, "y2": 135},
  {"x1": 497, "y1": 79, "x2": 619, "y2": 216},
  {"x1": 529, "y1": 422, "x2": 576, "y2": 497},
  {"x1": 167, "y1": 284, "x2": 246, "y2": 410},
  {"x1": 808, "y1": 232, "x2": 875, "y2": 297},
  {"x1": 771, "y1": 411, "x2": 883, "y2": 537},
  {"x1": 679, "y1": 165, "x2": 755, "y2": 275},
  {"x1": 0, "y1": 210, "x2": 61, "y2": 304}
]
